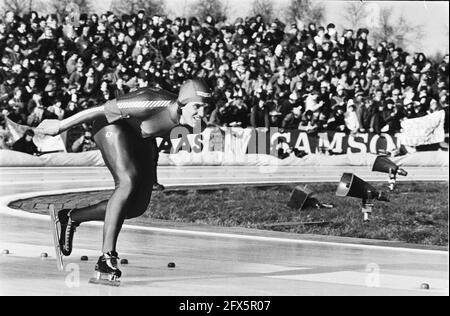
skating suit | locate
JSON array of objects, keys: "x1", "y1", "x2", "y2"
[{"x1": 104, "y1": 87, "x2": 180, "y2": 138}]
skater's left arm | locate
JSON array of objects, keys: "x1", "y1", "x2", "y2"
[{"x1": 35, "y1": 106, "x2": 106, "y2": 136}]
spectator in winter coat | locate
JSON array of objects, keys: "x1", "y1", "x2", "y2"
[
  {"x1": 357, "y1": 98, "x2": 375, "y2": 133},
  {"x1": 251, "y1": 99, "x2": 270, "y2": 129},
  {"x1": 327, "y1": 106, "x2": 346, "y2": 132},
  {"x1": 298, "y1": 110, "x2": 318, "y2": 134},
  {"x1": 281, "y1": 106, "x2": 302, "y2": 130},
  {"x1": 12, "y1": 129, "x2": 39, "y2": 155},
  {"x1": 344, "y1": 100, "x2": 360, "y2": 134},
  {"x1": 71, "y1": 130, "x2": 98, "y2": 152},
  {"x1": 26, "y1": 102, "x2": 57, "y2": 127},
  {"x1": 372, "y1": 102, "x2": 388, "y2": 134}
]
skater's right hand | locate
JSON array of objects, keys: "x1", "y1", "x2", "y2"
[{"x1": 35, "y1": 119, "x2": 62, "y2": 136}]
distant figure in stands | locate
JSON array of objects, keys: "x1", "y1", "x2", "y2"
[
  {"x1": 0, "y1": 127, "x2": 10, "y2": 149},
  {"x1": 71, "y1": 130, "x2": 97, "y2": 152},
  {"x1": 12, "y1": 129, "x2": 40, "y2": 155},
  {"x1": 36, "y1": 79, "x2": 212, "y2": 286}
]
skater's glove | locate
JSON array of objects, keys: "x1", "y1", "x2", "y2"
[{"x1": 35, "y1": 119, "x2": 61, "y2": 136}]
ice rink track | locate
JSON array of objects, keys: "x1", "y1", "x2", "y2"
[{"x1": 0, "y1": 166, "x2": 448, "y2": 295}]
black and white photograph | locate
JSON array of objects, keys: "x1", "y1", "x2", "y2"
[{"x1": 0, "y1": 0, "x2": 448, "y2": 299}]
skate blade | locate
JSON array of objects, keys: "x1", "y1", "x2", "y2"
[
  {"x1": 89, "y1": 278, "x2": 121, "y2": 287},
  {"x1": 49, "y1": 204, "x2": 64, "y2": 272}
]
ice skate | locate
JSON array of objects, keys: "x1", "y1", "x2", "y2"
[
  {"x1": 58, "y1": 208, "x2": 79, "y2": 256},
  {"x1": 48, "y1": 204, "x2": 64, "y2": 271},
  {"x1": 89, "y1": 251, "x2": 122, "y2": 287}
]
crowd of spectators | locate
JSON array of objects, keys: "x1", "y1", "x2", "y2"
[{"x1": 0, "y1": 9, "x2": 448, "y2": 152}]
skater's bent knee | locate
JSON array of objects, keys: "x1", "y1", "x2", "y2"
[
  {"x1": 126, "y1": 198, "x2": 150, "y2": 218},
  {"x1": 126, "y1": 190, "x2": 152, "y2": 219},
  {"x1": 125, "y1": 207, "x2": 147, "y2": 219},
  {"x1": 115, "y1": 174, "x2": 140, "y2": 192}
]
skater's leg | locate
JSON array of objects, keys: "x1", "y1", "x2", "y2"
[
  {"x1": 88, "y1": 130, "x2": 154, "y2": 286},
  {"x1": 68, "y1": 117, "x2": 142, "y2": 227},
  {"x1": 125, "y1": 137, "x2": 155, "y2": 219},
  {"x1": 69, "y1": 169, "x2": 153, "y2": 222},
  {"x1": 125, "y1": 168, "x2": 154, "y2": 219},
  {"x1": 64, "y1": 117, "x2": 155, "y2": 257},
  {"x1": 70, "y1": 200, "x2": 108, "y2": 223},
  {"x1": 63, "y1": 157, "x2": 153, "y2": 228},
  {"x1": 93, "y1": 124, "x2": 142, "y2": 253},
  {"x1": 88, "y1": 118, "x2": 157, "y2": 253},
  {"x1": 69, "y1": 137, "x2": 154, "y2": 222}
]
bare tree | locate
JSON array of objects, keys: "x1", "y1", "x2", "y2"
[
  {"x1": 342, "y1": 1, "x2": 368, "y2": 30},
  {"x1": 52, "y1": 0, "x2": 91, "y2": 19},
  {"x1": 371, "y1": 6, "x2": 425, "y2": 51},
  {"x1": 251, "y1": 0, "x2": 274, "y2": 23},
  {"x1": 188, "y1": 0, "x2": 228, "y2": 23},
  {"x1": 27, "y1": 0, "x2": 33, "y2": 12},
  {"x1": 285, "y1": 0, "x2": 325, "y2": 26},
  {"x1": 110, "y1": 0, "x2": 166, "y2": 17},
  {"x1": 431, "y1": 51, "x2": 445, "y2": 64},
  {"x1": 1, "y1": 0, "x2": 29, "y2": 15}
]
